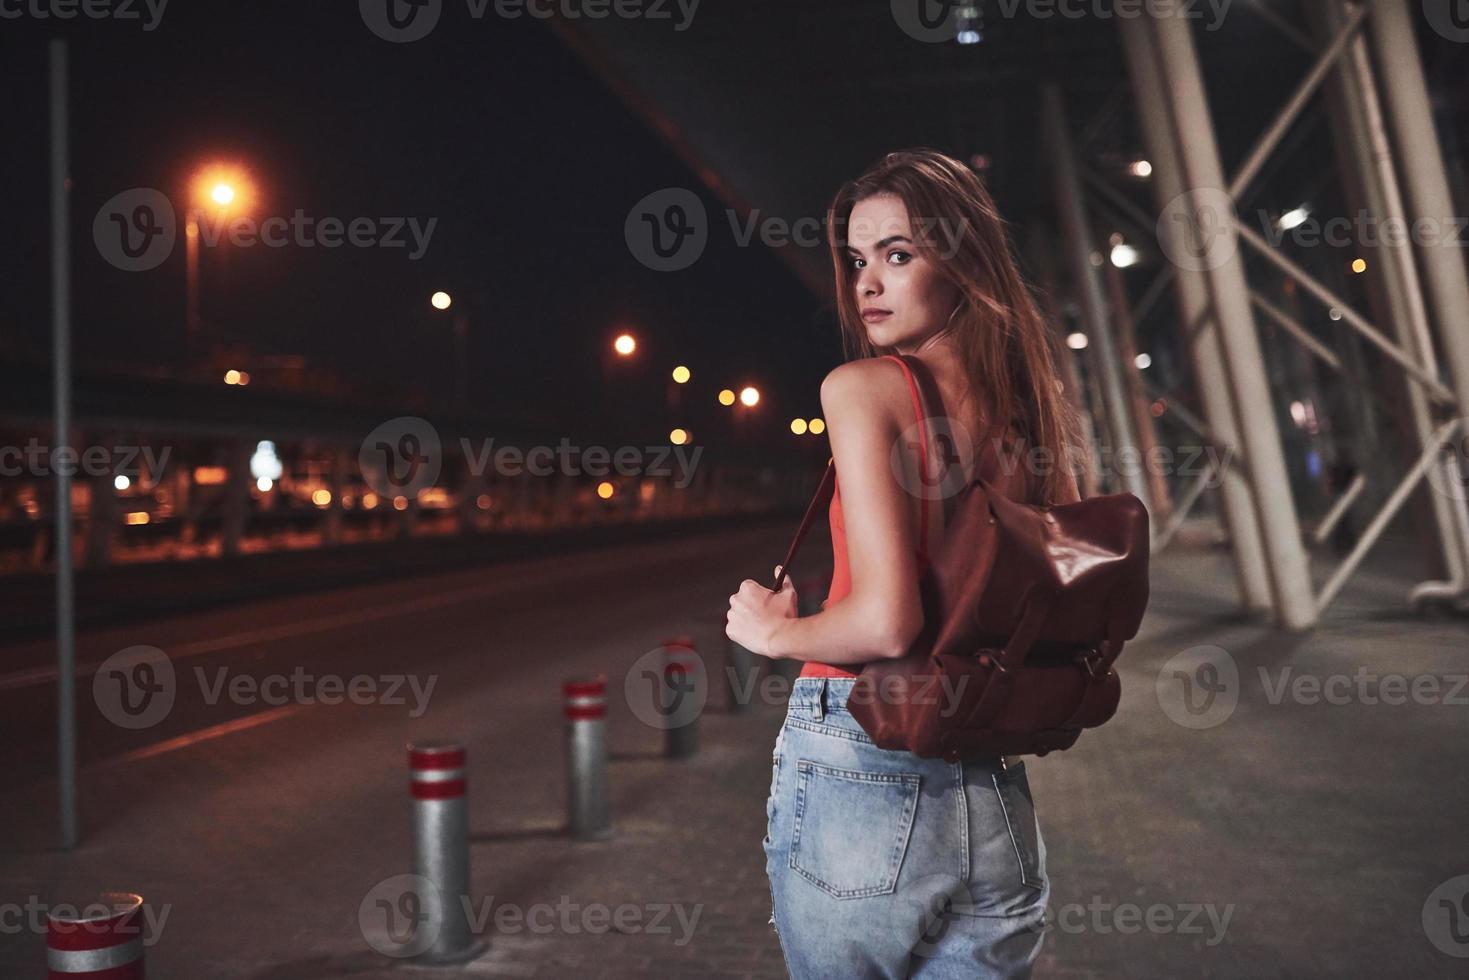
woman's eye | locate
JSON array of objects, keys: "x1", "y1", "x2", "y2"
[
  {"x1": 849, "y1": 256, "x2": 865, "y2": 270},
  {"x1": 887, "y1": 250, "x2": 911, "y2": 265}
]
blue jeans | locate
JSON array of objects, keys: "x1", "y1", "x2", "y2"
[{"x1": 762, "y1": 677, "x2": 1049, "y2": 979}]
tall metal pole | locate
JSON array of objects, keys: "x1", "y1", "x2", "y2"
[
  {"x1": 1118, "y1": 14, "x2": 1274, "y2": 612},
  {"x1": 1309, "y1": 1, "x2": 1469, "y2": 594},
  {"x1": 1370, "y1": 0, "x2": 1469, "y2": 426},
  {"x1": 1040, "y1": 81, "x2": 1153, "y2": 519},
  {"x1": 1147, "y1": 13, "x2": 1318, "y2": 629},
  {"x1": 50, "y1": 38, "x2": 78, "y2": 849}
]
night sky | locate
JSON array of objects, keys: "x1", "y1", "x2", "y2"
[{"x1": 1, "y1": 2, "x2": 832, "y2": 447}]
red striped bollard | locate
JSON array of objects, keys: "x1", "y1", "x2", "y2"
[
  {"x1": 407, "y1": 740, "x2": 486, "y2": 965},
  {"x1": 47, "y1": 892, "x2": 145, "y2": 979},
  {"x1": 662, "y1": 636, "x2": 701, "y2": 758},
  {"x1": 563, "y1": 674, "x2": 611, "y2": 840}
]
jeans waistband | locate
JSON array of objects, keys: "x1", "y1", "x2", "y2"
[{"x1": 787, "y1": 676, "x2": 857, "y2": 722}]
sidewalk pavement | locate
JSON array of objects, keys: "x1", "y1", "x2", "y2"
[{"x1": 1, "y1": 524, "x2": 1466, "y2": 977}]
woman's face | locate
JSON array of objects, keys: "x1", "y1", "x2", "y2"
[{"x1": 844, "y1": 193, "x2": 962, "y2": 354}]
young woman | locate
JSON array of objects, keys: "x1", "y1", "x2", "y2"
[{"x1": 725, "y1": 148, "x2": 1084, "y2": 978}]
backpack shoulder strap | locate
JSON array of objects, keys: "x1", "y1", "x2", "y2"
[{"x1": 882, "y1": 354, "x2": 932, "y2": 557}]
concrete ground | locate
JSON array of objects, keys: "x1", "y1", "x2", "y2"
[{"x1": 0, "y1": 518, "x2": 1465, "y2": 977}]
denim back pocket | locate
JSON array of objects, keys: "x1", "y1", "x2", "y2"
[{"x1": 789, "y1": 760, "x2": 921, "y2": 899}]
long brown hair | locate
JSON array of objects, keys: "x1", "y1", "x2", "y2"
[{"x1": 825, "y1": 147, "x2": 1086, "y2": 504}]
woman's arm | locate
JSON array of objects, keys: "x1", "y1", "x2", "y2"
[{"x1": 762, "y1": 359, "x2": 926, "y2": 664}]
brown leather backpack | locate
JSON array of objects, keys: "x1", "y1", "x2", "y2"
[{"x1": 773, "y1": 353, "x2": 1150, "y2": 760}]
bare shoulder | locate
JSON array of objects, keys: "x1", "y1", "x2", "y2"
[{"x1": 819, "y1": 357, "x2": 911, "y2": 422}]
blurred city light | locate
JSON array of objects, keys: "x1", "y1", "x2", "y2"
[
  {"x1": 613, "y1": 333, "x2": 636, "y2": 356},
  {"x1": 718, "y1": 388, "x2": 736, "y2": 406},
  {"x1": 739, "y1": 386, "x2": 760, "y2": 407},
  {"x1": 669, "y1": 428, "x2": 689, "y2": 445},
  {"x1": 808, "y1": 418, "x2": 825, "y2": 435},
  {"x1": 672, "y1": 365, "x2": 690, "y2": 383},
  {"x1": 1066, "y1": 332, "x2": 1089, "y2": 350},
  {"x1": 790, "y1": 418, "x2": 807, "y2": 435},
  {"x1": 596, "y1": 481, "x2": 615, "y2": 498},
  {"x1": 431, "y1": 291, "x2": 453, "y2": 310}
]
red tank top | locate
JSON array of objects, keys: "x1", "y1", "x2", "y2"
[{"x1": 799, "y1": 355, "x2": 932, "y2": 679}]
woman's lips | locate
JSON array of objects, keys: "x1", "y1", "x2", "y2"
[{"x1": 861, "y1": 309, "x2": 892, "y2": 322}]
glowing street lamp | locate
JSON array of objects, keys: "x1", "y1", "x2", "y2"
[
  {"x1": 186, "y1": 162, "x2": 253, "y2": 347},
  {"x1": 613, "y1": 333, "x2": 637, "y2": 356},
  {"x1": 430, "y1": 291, "x2": 452, "y2": 310},
  {"x1": 739, "y1": 386, "x2": 760, "y2": 407}
]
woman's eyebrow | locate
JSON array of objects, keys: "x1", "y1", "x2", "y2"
[{"x1": 845, "y1": 234, "x2": 914, "y2": 254}]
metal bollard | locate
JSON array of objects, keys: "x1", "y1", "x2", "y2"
[
  {"x1": 661, "y1": 636, "x2": 700, "y2": 758},
  {"x1": 724, "y1": 635, "x2": 754, "y2": 713},
  {"x1": 46, "y1": 892, "x2": 145, "y2": 979},
  {"x1": 563, "y1": 674, "x2": 611, "y2": 841},
  {"x1": 407, "y1": 740, "x2": 486, "y2": 965}
]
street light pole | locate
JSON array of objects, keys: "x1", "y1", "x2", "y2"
[{"x1": 49, "y1": 37, "x2": 78, "y2": 851}]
